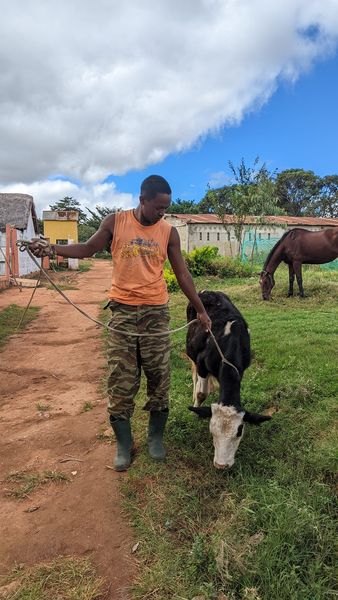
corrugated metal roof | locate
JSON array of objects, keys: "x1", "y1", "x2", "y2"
[
  {"x1": 165, "y1": 214, "x2": 338, "y2": 227},
  {"x1": 0, "y1": 193, "x2": 39, "y2": 233}
]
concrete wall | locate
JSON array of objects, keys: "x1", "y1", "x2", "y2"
[{"x1": 167, "y1": 220, "x2": 325, "y2": 258}]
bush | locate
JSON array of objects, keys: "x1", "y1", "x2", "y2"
[
  {"x1": 182, "y1": 246, "x2": 254, "y2": 278},
  {"x1": 208, "y1": 255, "x2": 254, "y2": 278},
  {"x1": 164, "y1": 267, "x2": 179, "y2": 292},
  {"x1": 184, "y1": 246, "x2": 219, "y2": 276}
]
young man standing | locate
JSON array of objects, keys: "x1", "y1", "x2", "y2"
[{"x1": 29, "y1": 175, "x2": 211, "y2": 471}]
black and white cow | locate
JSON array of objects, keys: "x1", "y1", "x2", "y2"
[{"x1": 186, "y1": 291, "x2": 271, "y2": 469}]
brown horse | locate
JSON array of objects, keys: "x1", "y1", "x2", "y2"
[{"x1": 260, "y1": 227, "x2": 338, "y2": 300}]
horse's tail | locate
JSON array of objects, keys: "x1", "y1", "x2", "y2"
[{"x1": 263, "y1": 229, "x2": 292, "y2": 270}]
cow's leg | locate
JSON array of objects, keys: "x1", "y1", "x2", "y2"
[
  {"x1": 192, "y1": 363, "x2": 211, "y2": 407},
  {"x1": 293, "y1": 261, "x2": 304, "y2": 297},
  {"x1": 287, "y1": 264, "x2": 295, "y2": 297}
]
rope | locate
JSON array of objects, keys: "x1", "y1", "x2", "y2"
[{"x1": 16, "y1": 240, "x2": 240, "y2": 374}]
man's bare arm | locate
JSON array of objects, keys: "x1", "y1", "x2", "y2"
[
  {"x1": 167, "y1": 227, "x2": 211, "y2": 330},
  {"x1": 30, "y1": 214, "x2": 115, "y2": 258}
]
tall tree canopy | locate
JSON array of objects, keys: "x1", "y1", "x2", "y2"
[
  {"x1": 275, "y1": 169, "x2": 320, "y2": 216},
  {"x1": 49, "y1": 196, "x2": 88, "y2": 224}
]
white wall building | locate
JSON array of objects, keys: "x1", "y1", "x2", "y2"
[
  {"x1": 0, "y1": 193, "x2": 40, "y2": 277},
  {"x1": 165, "y1": 214, "x2": 338, "y2": 258}
]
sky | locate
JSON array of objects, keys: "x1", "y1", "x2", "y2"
[{"x1": 1, "y1": 0, "x2": 338, "y2": 218}]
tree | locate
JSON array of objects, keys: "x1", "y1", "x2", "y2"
[
  {"x1": 85, "y1": 205, "x2": 121, "y2": 229},
  {"x1": 166, "y1": 198, "x2": 199, "y2": 214},
  {"x1": 49, "y1": 197, "x2": 87, "y2": 224},
  {"x1": 207, "y1": 158, "x2": 284, "y2": 259},
  {"x1": 275, "y1": 169, "x2": 320, "y2": 216},
  {"x1": 317, "y1": 175, "x2": 338, "y2": 218}
]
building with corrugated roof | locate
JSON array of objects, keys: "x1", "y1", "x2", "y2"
[
  {"x1": 0, "y1": 193, "x2": 40, "y2": 278},
  {"x1": 165, "y1": 213, "x2": 338, "y2": 258}
]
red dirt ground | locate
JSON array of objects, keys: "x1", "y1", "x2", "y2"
[{"x1": 0, "y1": 260, "x2": 135, "y2": 599}]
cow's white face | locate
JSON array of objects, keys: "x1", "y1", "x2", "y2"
[{"x1": 209, "y1": 404, "x2": 245, "y2": 469}]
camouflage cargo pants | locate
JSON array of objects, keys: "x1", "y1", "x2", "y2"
[{"x1": 107, "y1": 300, "x2": 171, "y2": 419}]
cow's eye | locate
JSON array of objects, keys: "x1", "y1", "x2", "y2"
[{"x1": 236, "y1": 424, "x2": 244, "y2": 437}]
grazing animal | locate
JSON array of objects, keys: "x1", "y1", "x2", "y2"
[
  {"x1": 260, "y1": 227, "x2": 338, "y2": 300},
  {"x1": 186, "y1": 291, "x2": 271, "y2": 469}
]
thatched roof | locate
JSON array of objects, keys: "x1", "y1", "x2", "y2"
[{"x1": 0, "y1": 193, "x2": 39, "y2": 233}]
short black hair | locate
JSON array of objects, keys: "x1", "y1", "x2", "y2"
[{"x1": 140, "y1": 175, "x2": 171, "y2": 199}]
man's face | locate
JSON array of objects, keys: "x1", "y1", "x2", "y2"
[{"x1": 140, "y1": 193, "x2": 171, "y2": 225}]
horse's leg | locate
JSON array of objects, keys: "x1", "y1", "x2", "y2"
[
  {"x1": 293, "y1": 261, "x2": 305, "y2": 297},
  {"x1": 287, "y1": 264, "x2": 295, "y2": 297}
]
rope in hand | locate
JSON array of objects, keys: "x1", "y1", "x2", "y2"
[{"x1": 16, "y1": 240, "x2": 240, "y2": 374}]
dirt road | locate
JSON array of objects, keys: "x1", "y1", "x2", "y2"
[{"x1": 0, "y1": 260, "x2": 135, "y2": 599}]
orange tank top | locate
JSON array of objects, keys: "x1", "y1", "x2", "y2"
[{"x1": 109, "y1": 210, "x2": 172, "y2": 305}]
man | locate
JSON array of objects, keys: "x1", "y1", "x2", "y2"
[{"x1": 29, "y1": 175, "x2": 211, "y2": 471}]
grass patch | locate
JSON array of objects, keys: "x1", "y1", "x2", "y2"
[
  {"x1": 78, "y1": 260, "x2": 93, "y2": 272},
  {"x1": 36, "y1": 403, "x2": 50, "y2": 412},
  {"x1": 108, "y1": 267, "x2": 337, "y2": 600},
  {"x1": 82, "y1": 401, "x2": 94, "y2": 412},
  {"x1": 0, "y1": 556, "x2": 105, "y2": 599},
  {"x1": 0, "y1": 304, "x2": 39, "y2": 350},
  {"x1": 5, "y1": 470, "x2": 69, "y2": 500}
]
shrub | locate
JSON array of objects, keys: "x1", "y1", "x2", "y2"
[
  {"x1": 209, "y1": 256, "x2": 254, "y2": 278},
  {"x1": 164, "y1": 267, "x2": 179, "y2": 292},
  {"x1": 184, "y1": 246, "x2": 219, "y2": 276}
]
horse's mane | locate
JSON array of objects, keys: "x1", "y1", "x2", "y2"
[{"x1": 263, "y1": 229, "x2": 292, "y2": 270}]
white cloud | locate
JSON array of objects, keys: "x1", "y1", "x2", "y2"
[
  {"x1": 0, "y1": 179, "x2": 136, "y2": 219},
  {"x1": 0, "y1": 0, "x2": 337, "y2": 185}
]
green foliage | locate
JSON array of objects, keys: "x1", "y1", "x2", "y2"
[
  {"x1": 49, "y1": 196, "x2": 87, "y2": 223},
  {"x1": 85, "y1": 205, "x2": 121, "y2": 229},
  {"x1": 78, "y1": 223, "x2": 96, "y2": 242},
  {"x1": 183, "y1": 245, "x2": 253, "y2": 278},
  {"x1": 166, "y1": 198, "x2": 199, "y2": 214},
  {"x1": 184, "y1": 245, "x2": 219, "y2": 276},
  {"x1": 0, "y1": 304, "x2": 39, "y2": 349},
  {"x1": 317, "y1": 174, "x2": 338, "y2": 218},
  {"x1": 275, "y1": 169, "x2": 320, "y2": 216},
  {"x1": 208, "y1": 255, "x2": 254, "y2": 277},
  {"x1": 163, "y1": 267, "x2": 179, "y2": 292}
]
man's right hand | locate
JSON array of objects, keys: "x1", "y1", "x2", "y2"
[{"x1": 28, "y1": 237, "x2": 55, "y2": 258}]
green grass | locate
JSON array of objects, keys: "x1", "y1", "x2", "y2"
[
  {"x1": 78, "y1": 260, "x2": 93, "y2": 272},
  {"x1": 105, "y1": 266, "x2": 337, "y2": 600},
  {"x1": 0, "y1": 304, "x2": 40, "y2": 350},
  {"x1": 5, "y1": 470, "x2": 70, "y2": 499},
  {"x1": 0, "y1": 557, "x2": 105, "y2": 599}
]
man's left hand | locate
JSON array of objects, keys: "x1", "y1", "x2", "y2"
[{"x1": 197, "y1": 310, "x2": 212, "y2": 332}]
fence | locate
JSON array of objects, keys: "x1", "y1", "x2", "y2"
[{"x1": 240, "y1": 230, "x2": 338, "y2": 270}]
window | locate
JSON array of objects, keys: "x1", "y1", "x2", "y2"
[
  {"x1": 217, "y1": 232, "x2": 220, "y2": 241},
  {"x1": 227, "y1": 232, "x2": 230, "y2": 241},
  {"x1": 268, "y1": 233, "x2": 271, "y2": 240},
  {"x1": 259, "y1": 233, "x2": 262, "y2": 240},
  {"x1": 207, "y1": 232, "x2": 210, "y2": 241},
  {"x1": 199, "y1": 232, "x2": 202, "y2": 241},
  {"x1": 56, "y1": 239, "x2": 68, "y2": 245}
]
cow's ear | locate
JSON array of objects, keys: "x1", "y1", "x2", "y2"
[
  {"x1": 188, "y1": 406, "x2": 212, "y2": 419},
  {"x1": 243, "y1": 412, "x2": 271, "y2": 425}
]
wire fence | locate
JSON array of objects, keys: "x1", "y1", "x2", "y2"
[{"x1": 240, "y1": 231, "x2": 338, "y2": 270}]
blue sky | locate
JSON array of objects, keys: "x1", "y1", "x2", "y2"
[{"x1": 110, "y1": 52, "x2": 338, "y2": 204}]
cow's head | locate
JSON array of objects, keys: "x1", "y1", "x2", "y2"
[
  {"x1": 259, "y1": 270, "x2": 275, "y2": 301},
  {"x1": 189, "y1": 404, "x2": 271, "y2": 469}
]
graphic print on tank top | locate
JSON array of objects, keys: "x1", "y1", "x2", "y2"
[{"x1": 121, "y1": 237, "x2": 161, "y2": 260}]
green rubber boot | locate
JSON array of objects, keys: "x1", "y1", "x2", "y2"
[
  {"x1": 147, "y1": 410, "x2": 168, "y2": 460},
  {"x1": 110, "y1": 417, "x2": 133, "y2": 472}
]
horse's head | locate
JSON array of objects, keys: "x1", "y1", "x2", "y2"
[{"x1": 259, "y1": 270, "x2": 275, "y2": 300}]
